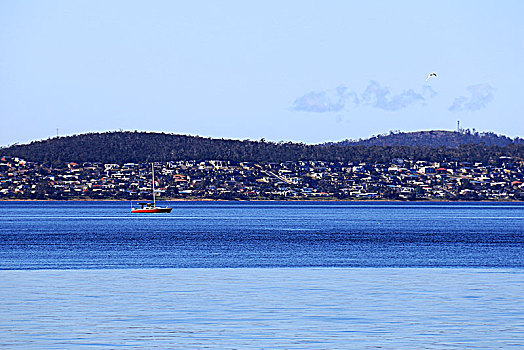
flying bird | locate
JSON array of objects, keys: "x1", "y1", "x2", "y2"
[{"x1": 425, "y1": 72, "x2": 437, "y2": 82}]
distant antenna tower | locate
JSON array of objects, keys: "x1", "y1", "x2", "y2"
[
  {"x1": 56, "y1": 128, "x2": 59, "y2": 137},
  {"x1": 457, "y1": 121, "x2": 460, "y2": 133}
]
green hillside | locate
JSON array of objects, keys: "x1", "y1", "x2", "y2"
[
  {"x1": 332, "y1": 130, "x2": 524, "y2": 147},
  {"x1": 2, "y1": 131, "x2": 523, "y2": 165}
]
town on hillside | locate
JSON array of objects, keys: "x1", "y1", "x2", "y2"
[{"x1": 1, "y1": 156, "x2": 523, "y2": 201}]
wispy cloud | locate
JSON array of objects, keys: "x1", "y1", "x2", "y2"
[
  {"x1": 361, "y1": 81, "x2": 436, "y2": 111},
  {"x1": 291, "y1": 85, "x2": 358, "y2": 113},
  {"x1": 291, "y1": 81, "x2": 436, "y2": 113},
  {"x1": 448, "y1": 84, "x2": 496, "y2": 112}
]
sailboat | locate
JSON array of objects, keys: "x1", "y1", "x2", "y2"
[{"x1": 131, "y1": 164, "x2": 172, "y2": 213}]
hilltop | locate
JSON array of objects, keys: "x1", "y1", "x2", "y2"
[
  {"x1": 1, "y1": 132, "x2": 318, "y2": 164},
  {"x1": 331, "y1": 130, "x2": 524, "y2": 147},
  {"x1": 1, "y1": 130, "x2": 524, "y2": 165}
]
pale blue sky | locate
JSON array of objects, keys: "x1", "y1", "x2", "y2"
[{"x1": 1, "y1": 1, "x2": 523, "y2": 146}]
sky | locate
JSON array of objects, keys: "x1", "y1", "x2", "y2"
[{"x1": 1, "y1": 1, "x2": 523, "y2": 146}]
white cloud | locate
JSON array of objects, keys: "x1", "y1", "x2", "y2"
[
  {"x1": 449, "y1": 84, "x2": 496, "y2": 112},
  {"x1": 291, "y1": 85, "x2": 358, "y2": 113},
  {"x1": 361, "y1": 81, "x2": 435, "y2": 111},
  {"x1": 292, "y1": 81, "x2": 437, "y2": 113}
]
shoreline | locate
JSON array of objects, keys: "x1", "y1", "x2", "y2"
[{"x1": 0, "y1": 198, "x2": 522, "y2": 203}]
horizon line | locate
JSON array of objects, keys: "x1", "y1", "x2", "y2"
[{"x1": 2, "y1": 128, "x2": 520, "y2": 149}]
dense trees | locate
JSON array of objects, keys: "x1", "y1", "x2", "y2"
[
  {"x1": 331, "y1": 130, "x2": 524, "y2": 147},
  {"x1": 2, "y1": 131, "x2": 523, "y2": 165}
]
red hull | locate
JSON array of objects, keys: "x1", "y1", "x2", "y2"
[{"x1": 131, "y1": 207, "x2": 172, "y2": 213}]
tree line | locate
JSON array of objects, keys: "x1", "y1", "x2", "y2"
[{"x1": 2, "y1": 131, "x2": 523, "y2": 165}]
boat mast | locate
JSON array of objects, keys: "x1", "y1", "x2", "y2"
[{"x1": 152, "y1": 163, "x2": 156, "y2": 206}]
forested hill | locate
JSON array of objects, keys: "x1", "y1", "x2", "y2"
[
  {"x1": 2, "y1": 132, "x2": 322, "y2": 164},
  {"x1": 2, "y1": 131, "x2": 524, "y2": 165},
  {"x1": 331, "y1": 130, "x2": 524, "y2": 147}
]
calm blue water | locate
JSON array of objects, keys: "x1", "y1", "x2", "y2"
[
  {"x1": 1, "y1": 201, "x2": 523, "y2": 269},
  {"x1": 1, "y1": 201, "x2": 523, "y2": 348}
]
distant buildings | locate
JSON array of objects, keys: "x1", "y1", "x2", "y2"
[{"x1": 1, "y1": 156, "x2": 523, "y2": 201}]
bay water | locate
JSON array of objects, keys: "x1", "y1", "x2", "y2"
[{"x1": 1, "y1": 201, "x2": 523, "y2": 348}]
